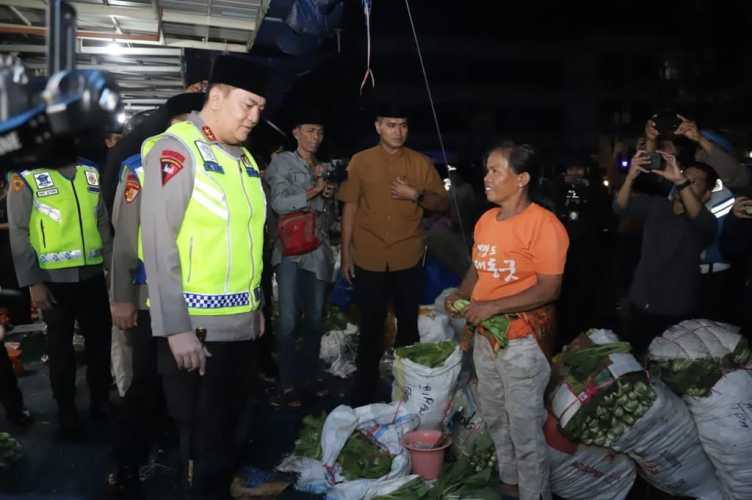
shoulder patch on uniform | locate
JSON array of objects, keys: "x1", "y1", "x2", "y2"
[
  {"x1": 10, "y1": 174, "x2": 24, "y2": 192},
  {"x1": 160, "y1": 150, "x2": 185, "y2": 185},
  {"x1": 123, "y1": 171, "x2": 141, "y2": 203},
  {"x1": 33, "y1": 172, "x2": 54, "y2": 189}
]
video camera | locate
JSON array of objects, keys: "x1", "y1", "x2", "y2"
[
  {"x1": 0, "y1": 0, "x2": 122, "y2": 173},
  {"x1": 321, "y1": 158, "x2": 349, "y2": 185}
]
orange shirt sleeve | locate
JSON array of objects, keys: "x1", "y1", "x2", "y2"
[{"x1": 530, "y1": 213, "x2": 569, "y2": 275}]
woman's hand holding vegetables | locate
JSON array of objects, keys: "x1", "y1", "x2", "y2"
[
  {"x1": 463, "y1": 300, "x2": 499, "y2": 325},
  {"x1": 445, "y1": 293, "x2": 468, "y2": 318}
]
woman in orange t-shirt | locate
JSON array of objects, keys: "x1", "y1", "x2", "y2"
[{"x1": 447, "y1": 144, "x2": 568, "y2": 500}]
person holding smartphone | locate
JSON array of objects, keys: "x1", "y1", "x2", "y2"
[{"x1": 614, "y1": 150, "x2": 717, "y2": 354}]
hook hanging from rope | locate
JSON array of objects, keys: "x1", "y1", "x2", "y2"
[{"x1": 359, "y1": 0, "x2": 375, "y2": 94}]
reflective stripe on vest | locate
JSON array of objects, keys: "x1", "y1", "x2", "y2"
[
  {"x1": 20, "y1": 165, "x2": 104, "y2": 270},
  {"x1": 141, "y1": 121, "x2": 266, "y2": 316}
]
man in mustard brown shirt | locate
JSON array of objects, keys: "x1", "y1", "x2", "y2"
[{"x1": 337, "y1": 103, "x2": 448, "y2": 405}]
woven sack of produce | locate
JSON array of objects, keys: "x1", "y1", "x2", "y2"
[
  {"x1": 547, "y1": 329, "x2": 654, "y2": 448},
  {"x1": 544, "y1": 412, "x2": 635, "y2": 500},
  {"x1": 392, "y1": 341, "x2": 462, "y2": 430},
  {"x1": 648, "y1": 320, "x2": 752, "y2": 499},
  {"x1": 278, "y1": 403, "x2": 420, "y2": 499},
  {"x1": 548, "y1": 329, "x2": 723, "y2": 498},
  {"x1": 648, "y1": 319, "x2": 750, "y2": 397}
]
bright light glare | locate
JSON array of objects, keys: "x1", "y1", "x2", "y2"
[
  {"x1": 116, "y1": 112, "x2": 126, "y2": 124},
  {"x1": 603, "y1": 179, "x2": 610, "y2": 187},
  {"x1": 443, "y1": 178, "x2": 452, "y2": 191},
  {"x1": 107, "y1": 42, "x2": 125, "y2": 55}
]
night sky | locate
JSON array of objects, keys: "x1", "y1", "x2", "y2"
[{"x1": 250, "y1": 0, "x2": 752, "y2": 172}]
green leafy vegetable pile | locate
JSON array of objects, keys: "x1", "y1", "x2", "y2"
[
  {"x1": 0, "y1": 433, "x2": 22, "y2": 468},
  {"x1": 396, "y1": 341, "x2": 456, "y2": 368},
  {"x1": 649, "y1": 338, "x2": 752, "y2": 397},
  {"x1": 293, "y1": 414, "x2": 392, "y2": 480}
]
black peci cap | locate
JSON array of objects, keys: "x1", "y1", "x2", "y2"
[
  {"x1": 290, "y1": 107, "x2": 324, "y2": 129},
  {"x1": 165, "y1": 92, "x2": 206, "y2": 119},
  {"x1": 208, "y1": 55, "x2": 269, "y2": 97}
]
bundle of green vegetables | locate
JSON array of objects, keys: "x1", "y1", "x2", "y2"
[
  {"x1": 395, "y1": 341, "x2": 456, "y2": 368},
  {"x1": 649, "y1": 336, "x2": 752, "y2": 397},
  {"x1": 570, "y1": 379, "x2": 656, "y2": 448},
  {"x1": 292, "y1": 414, "x2": 392, "y2": 480},
  {"x1": 549, "y1": 331, "x2": 656, "y2": 446},
  {"x1": 0, "y1": 433, "x2": 22, "y2": 468},
  {"x1": 448, "y1": 299, "x2": 510, "y2": 349}
]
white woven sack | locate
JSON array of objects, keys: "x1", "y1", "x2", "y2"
[
  {"x1": 685, "y1": 370, "x2": 752, "y2": 500},
  {"x1": 392, "y1": 344, "x2": 463, "y2": 430},
  {"x1": 548, "y1": 445, "x2": 635, "y2": 500},
  {"x1": 612, "y1": 380, "x2": 723, "y2": 499},
  {"x1": 649, "y1": 319, "x2": 742, "y2": 361}
]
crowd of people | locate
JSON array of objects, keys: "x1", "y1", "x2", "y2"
[{"x1": 0, "y1": 52, "x2": 750, "y2": 500}]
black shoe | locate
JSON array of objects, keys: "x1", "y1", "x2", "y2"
[
  {"x1": 6, "y1": 408, "x2": 33, "y2": 427},
  {"x1": 59, "y1": 405, "x2": 84, "y2": 440}
]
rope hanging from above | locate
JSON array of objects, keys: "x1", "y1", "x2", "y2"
[{"x1": 359, "y1": 0, "x2": 375, "y2": 94}]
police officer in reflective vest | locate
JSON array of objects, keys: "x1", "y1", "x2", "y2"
[
  {"x1": 7, "y1": 160, "x2": 112, "y2": 438},
  {"x1": 139, "y1": 55, "x2": 267, "y2": 499},
  {"x1": 106, "y1": 92, "x2": 205, "y2": 495}
]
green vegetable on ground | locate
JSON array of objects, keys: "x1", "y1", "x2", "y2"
[{"x1": 293, "y1": 414, "x2": 392, "y2": 480}]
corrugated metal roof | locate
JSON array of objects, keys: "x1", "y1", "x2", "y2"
[{"x1": 0, "y1": 0, "x2": 271, "y2": 115}]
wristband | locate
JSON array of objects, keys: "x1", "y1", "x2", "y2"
[
  {"x1": 675, "y1": 179, "x2": 692, "y2": 191},
  {"x1": 415, "y1": 191, "x2": 424, "y2": 204}
]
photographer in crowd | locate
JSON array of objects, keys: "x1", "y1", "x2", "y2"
[
  {"x1": 265, "y1": 109, "x2": 337, "y2": 407},
  {"x1": 644, "y1": 114, "x2": 744, "y2": 323},
  {"x1": 614, "y1": 149, "x2": 717, "y2": 354}
]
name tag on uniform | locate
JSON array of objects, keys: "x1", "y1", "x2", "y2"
[
  {"x1": 195, "y1": 141, "x2": 223, "y2": 174},
  {"x1": 37, "y1": 187, "x2": 59, "y2": 197}
]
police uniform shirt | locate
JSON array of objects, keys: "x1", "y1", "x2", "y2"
[
  {"x1": 139, "y1": 112, "x2": 263, "y2": 342},
  {"x1": 7, "y1": 165, "x2": 112, "y2": 287},
  {"x1": 110, "y1": 160, "x2": 149, "y2": 310}
]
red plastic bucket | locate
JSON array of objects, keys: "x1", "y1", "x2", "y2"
[{"x1": 402, "y1": 430, "x2": 452, "y2": 480}]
